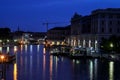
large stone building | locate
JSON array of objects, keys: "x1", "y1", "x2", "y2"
[
  {"x1": 68, "y1": 8, "x2": 120, "y2": 51},
  {"x1": 47, "y1": 25, "x2": 70, "y2": 46}
]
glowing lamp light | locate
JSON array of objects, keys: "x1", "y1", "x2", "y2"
[
  {"x1": 1, "y1": 55, "x2": 5, "y2": 60},
  {"x1": 0, "y1": 55, "x2": 5, "y2": 62},
  {"x1": 14, "y1": 46, "x2": 17, "y2": 53},
  {"x1": 14, "y1": 48, "x2": 17, "y2": 52},
  {"x1": 7, "y1": 39, "x2": 9, "y2": 42},
  {"x1": 0, "y1": 40, "x2": 2, "y2": 42},
  {"x1": 14, "y1": 39, "x2": 17, "y2": 42},
  {"x1": 110, "y1": 43, "x2": 113, "y2": 48}
]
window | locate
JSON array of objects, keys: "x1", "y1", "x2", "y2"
[
  {"x1": 101, "y1": 20, "x2": 105, "y2": 25},
  {"x1": 109, "y1": 28, "x2": 112, "y2": 33},
  {"x1": 101, "y1": 14, "x2": 105, "y2": 18},
  {"x1": 118, "y1": 21, "x2": 120, "y2": 25},
  {"x1": 101, "y1": 27, "x2": 104, "y2": 33},
  {"x1": 109, "y1": 21, "x2": 113, "y2": 25},
  {"x1": 117, "y1": 15, "x2": 120, "y2": 19},
  {"x1": 117, "y1": 28, "x2": 120, "y2": 33},
  {"x1": 109, "y1": 15, "x2": 113, "y2": 18}
]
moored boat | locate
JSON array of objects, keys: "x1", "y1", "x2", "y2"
[
  {"x1": 50, "y1": 45, "x2": 71, "y2": 56},
  {"x1": 0, "y1": 53, "x2": 16, "y2": 63}
]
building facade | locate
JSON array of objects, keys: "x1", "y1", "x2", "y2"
[
  {"x1": 47, "y1": 26, "x2": 70, "y2": 46},
  {"x1": 69, "y1": 8, "x2": 120, "y2": 51}
]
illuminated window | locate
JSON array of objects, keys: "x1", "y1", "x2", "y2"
[
  {"x1": 52, "y1": 42, "x2": 55, "y2": 45},
  {"x1": 89, "y1": 40, "x2": 91, "y2": 47},
  {"x1": 57, "y1": 42, "x2": 60, "y2": 45},
  {"x1": 83, "y1": 40, "x2": 85, "y2": 48}
]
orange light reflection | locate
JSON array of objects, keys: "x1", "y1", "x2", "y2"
[
  {"x1": 13, "y1": 63, "x2": 17, "y2": 80},
  {"x1": 50, "y1": 56, "x2": 53, "y2": 80},
  {"x1": 20, "y1": 45, "x2": 23, "y2": 51},
  {"x1": 14, "y1": 46, "x2": 17, "y2": 53},
  {"x1": 30, "y1": 45, "x2": 33, "y2": 53},
  {"x1": 43, "y1": 48, "x2": 46, "y2": 55},
  {"x1": 43, "y1": 55, "x2": 46, "y2": 80}
]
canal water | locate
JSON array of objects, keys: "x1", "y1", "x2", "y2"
[{"x1": 1, "y1": 45, "x2": 120, "y2": 80}]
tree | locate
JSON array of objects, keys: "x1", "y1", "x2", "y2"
[{"x1": 100, "y1": 35, "x2": 120, "y2": 53}]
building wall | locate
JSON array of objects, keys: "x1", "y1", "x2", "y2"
[
  {"x1": 47, "y1": 26, "x2": 70, "y2": 46},
  {"x1": 69, "y1": 8, "x2": 120, "y2": 51}
]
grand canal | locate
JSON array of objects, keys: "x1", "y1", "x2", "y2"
[{"x1": 1, "y1": 45, "x2": 120, "y2": 80}]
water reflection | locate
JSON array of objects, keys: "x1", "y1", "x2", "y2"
[
  {"x1": 89, "y1": 60, "x2": 93, "y2": 80},
  {"x1": 14, "y1": 46, "x2": 17, "y2": 53},
  {"x1": 43, "y1": 48, "x2": 46, "y2": 55},
  {"x1": 7, "y1": 47, "x2": 9, "y2": 53},
  {"x1": 25, "y1": 44, "x2": 27, "y2": 53},
  {"x1": 109, "y1": 61, "x2": 114, "y2": 80},
  {"x1": 30, "y1": 55, "x2": 33, "y2": 79},
  {"x1": 37, "y1": 45, "x2": 40, "y2": 52},
  {"x1": 55, "y1": 57, "x2": 58, "y2": 73},
  {"x1": 50, "y1": 56, "x2": 53, "y2": 80},
  {"x1": 30, "y1": 45, "x2": 33, "y2": 53},
  {"x1": 1, "y1": 45, "x2": 120, "y2": 80},
  {"x1": 13, "y1": 63, "x2": 17, "y2": 80},
  {"x1": 43, "y1": 55, "x2": 46, "y2": 80},
  {"x1": 20, "y1": 45, "x2": 23, "y2": 52},
  {"x1": 25, "y1": 52, "x2": 27, "y2": 79},
  {"x1": 94, "y1": 59, "x2": 98, "y2": 80},
  {"x1": 37, "y1": 45, "x2": 40, "y2": 70}
]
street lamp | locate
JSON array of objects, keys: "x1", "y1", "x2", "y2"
[
  {"x1": 110, "y1": 43, "x2": 113, "y2": 48},
  {"x1": 1, "y1": 55, "x2": 5, "y2": 62},
  {"x1": 0, "y1": 55, "x2": 5, "y2": 80}
]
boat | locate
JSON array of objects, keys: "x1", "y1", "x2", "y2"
[
  {"x1": 69, "y1": 47, "x2": 88, "y2": 59},
  {"x1": 50, "y1": 48, "x2": 60, "y2": 56},
  {"x1": 0, "y1": 53, "x2": 16, "y2": 63},
  {"x1": 50, "y1": 45, "x2": 71, "y2": 56}
]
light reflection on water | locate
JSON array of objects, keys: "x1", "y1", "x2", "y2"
[
  {"x1": 109, "y1": 61, "x2": 114, "y2": 80},
  {"x1": 30, "y1": 45, "x2": 33, "y2": 53},
  {"x1": 1, "y1": 45, "x2": 120, "y2": 80},
  {"x1": 50, "y1": 56, "x2": 53, "y2": 80},
  {"x1": 25, "y1": 44, "x2": 27, "y2": 53},
  {"x1": 7, "y1": 47, "x2": 9, "y2": 53},
  {"x1": 20, "y1": 45, "x2": 23, "y2": 51},
  {"x1": 89, "y1": 60, "x2": 93, "y2": 80},
  {"x1": 37, "y1": 45, "x2": 40, "y2": 52},
  {"x1": 13, "y1": 63, "x2": 17, "y2": 80},
  {"x1": 43, "y1": 55, "x2": 46, "y2": 80},
  {"x1": 14, "y1": 46, "x2": 17, "y2": 53},
  {"x1": 94, "y1": 59, "x2": 98, "y2": 80}
]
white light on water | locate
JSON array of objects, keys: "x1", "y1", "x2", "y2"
[
  {"x1": 89, "y1": 60, "x2": 93, "y2": 80},
  {"x1": 7, "y1": 47, "x2": 10, "y2": 53},
  {"x1": 13, "y1": 63, "x2": 17, "y2": 80},
  {"x1": 25, "y1": 45, "x2": 27, "y2": 52},
  {"x1": 109, "y1": 61, "x2": 114, "y2": 80},
  {"x1": 30, "y1": 45, "x2": 33, "y2": 53},
  {"x1": 37, "y1": 45, "x2": 40, "y2": 52}
]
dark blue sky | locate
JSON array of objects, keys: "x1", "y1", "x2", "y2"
[{"x1": 0, "y1": 0, "x2": 120, "y2": 32}]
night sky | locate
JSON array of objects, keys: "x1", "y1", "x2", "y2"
[{"x1": 0, "y1": 0, "x2": 120, "y2": 32}]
